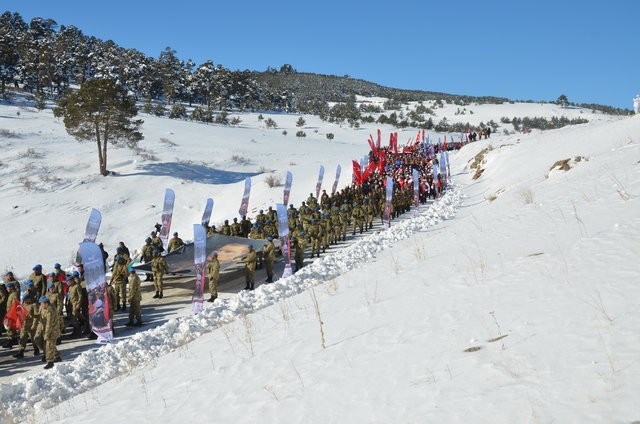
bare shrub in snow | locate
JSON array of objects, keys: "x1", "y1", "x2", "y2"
[
  {"x1": 0, "y1": 129, "x2": 19, "y2": 138},
  {"x1": 520, "y1": 187, "x2": 535, "y2": 204},
  {"x1": 160, "y1": 137, "x2": 177, "y2": 146},
  {"x1": 17, "y1": 148, "x2": 43, "y2": 159},
  {"x1": 264, "y1": 173, "x2": 283, "y2": 188},
  {"x1": 231, "y1": 154, "x2": 251, "y2": 165}
]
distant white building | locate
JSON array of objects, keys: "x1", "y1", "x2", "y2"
[{"x1": 634, "y1": 95, "x2": 640, "y2": 114}]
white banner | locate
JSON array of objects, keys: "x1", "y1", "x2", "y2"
[
  {"x1": 79, "y1": 241, "x2": 112, "y2": 343},
  {"x1": 159, "y1": 188, "x2": 175, "y2": 252}
]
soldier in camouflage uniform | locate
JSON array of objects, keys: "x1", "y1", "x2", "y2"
[
  {"x1": 13, "y1": 294, "x2": 38, "y2": 359},
  {"x1": 67, "y1": 275, "x2": 83, "y2": 337},
  {"x1": 207, "y1": 252, "x2": 220, "y2": 302},
  {"x1": 110, "y1": 255, "x2": 128, "y2": 311},
  {"x1": 308, "y1": 218, "x2": 321, "y2": 258},
  {"x1": 255, "y1": 210, "x2": 267, "y2": 229},
  {"x1": 231, "y1": 218, "x2": 243, "y2": 237},
  {"x1": 126, "y1": 266, "x2": 142, "y2": 327},
  {"x1": 330, "y1": 210, "x2": 342, "y2": 244},
  {"x1": 242, "y1": 245, "x2": 258, "y2": 290},
  {"x1": 240, "y1": 216, "x2": 252, "y2": 237},
  {"x1": 167, "y1": 232, "x2": 184, "y2": 252},
  {"x1": 321, "y1": 213, "x2": 331, "y2": 252},
  {"x1": 40, "y1": 296, "x2": 61, "y2": 369},
  {"x1": 2, "y1": 282, "x2": 19, "y2": 348},
  {"x1": 151, "y1": 250, "x2": 168, "y2": 299},
  {"x1": 248, "y1": 224, "x2": 263, "y2": 239},
  {"x1": 263, "y1": 237, "x2": 276, "y2": 283},
  {"x1": 352, "y1": 202, "x2": 365, "y2": 235},
  {"x1": 150, "y1": 231, "x2": 164, "y2": 253},
  {"x1": 140, "y1": 237, "x2": 155, "y2": 281},
  {"x1": 29, "y1": 264, "x2": 47, "y2": 298},
  {"x1": 294, "y1": 231, "x2": 307, "y2": 272},
  {"x1": 220, "y1": 220, "x2": 232, "y2": 236},
  {"x1": 266, "y1": 206, "x2": 277, "y2": 223}
]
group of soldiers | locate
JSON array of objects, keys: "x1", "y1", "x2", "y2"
[
  {"x1": 0, "y1": 235, "x2": 162, "y2": 369},
  {"x1": 1, "y1": 264, "x2": 81, "y2": 369},
  {"x1": 1, "y1": 141, "x2": 446, "y2": 371}
]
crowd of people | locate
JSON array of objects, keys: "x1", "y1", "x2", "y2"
[{"x1": 2, "y1": 133, "x2": 472, "y2": 370}]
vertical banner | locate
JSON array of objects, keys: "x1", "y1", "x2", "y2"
[
  {"x1": 384, "y1": 176, "x2": 393, "y2": 229},
  {"x1": 331, "y1": 164, "x2": 341, "y2": 195},
  {"x1": 439, "y1": 150, "x2": 448, "y2": 185},
  {"x1": 376, "y1": 129, "x2": 381, "y2": 149},
  {"x1": 412, "y1": 169, "x2": 420, "y2": 217},
  {"x1": 446, "y1": 150, "x2": 451, "y2": 178},
  {"x1": 83, "y1": 208, "x2": 102, "y2": 242},
  {"x1": 201, "y1": 198, "x2": 214, "y2": 227},
  {"x1": 283, "y1": 171, "x2": 293, "y2": 205},
  {"x1": 159, "y1": 188, "x2": 175, "y2": 252},
  {"x1": 432, "y1": 164, "x2": 440, "y2": 198},
  {"x1": 315, "y1": 165, "x2": 325, "y2": 199},
  {"x1": 238, "y1": 177, "x2": 251, "y2": 217},
  {"x1": 79, "y1": 241, "x2": 112, "y2": 343},
  {"x1": 192, "y1": 224, "x2": 206, "y2": 314},
  {"x1": 276, "y1": 203, "x2": 292, "y2": 279}
]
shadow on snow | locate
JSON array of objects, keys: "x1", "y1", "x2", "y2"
[{"x1": 123, "y1": 162, "x2": 260, "y2": 184}]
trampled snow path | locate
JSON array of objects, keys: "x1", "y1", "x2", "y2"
[{"x1": 0, "y1": 185, "x2": 462, "y2": 423}]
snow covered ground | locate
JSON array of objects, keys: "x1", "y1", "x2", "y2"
[{"x1": 0, "y1": 97, "x2": 639, "y2": 423}]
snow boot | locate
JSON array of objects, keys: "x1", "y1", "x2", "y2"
[
  {"x1": 158, "y1": 292, "x2": 163, "y2": 299},
  {"x1": 13, "y1": 349, "x2": 24, "y2": 359},
  {"x1": 207, "y1": 296, "x2": 217, "y2": 303},
  {"x1": 244, "y1": 283, "x2": 250, "y2": 290},
  {"x1": 153, "y1": 291, "x2": 159, "y2": 299},
  {"x1": 33, "y1": 346, "x2": 40, "y2": 356},
  {"x1": 44, "y1": 362, "x2": 54, "y2": 369},
  {"x1": 125, "y1": 321, "x2": 134, "y2": 327},
  {"x1": 250, "y1": 283, "x2": 255, "y2": 291}
]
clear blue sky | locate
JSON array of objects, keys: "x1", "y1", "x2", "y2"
[{"x1": 3, "y1": 0, "x2": 638, "y2": 109}]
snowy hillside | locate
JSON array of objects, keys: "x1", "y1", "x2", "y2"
[{"x1": 0, "y1": 97, "x2": 638, "y2": 423}]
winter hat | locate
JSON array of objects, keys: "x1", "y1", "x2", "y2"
[
  {"x1": 39, "y1": 296, "x2": 49, "y2": 304},
  {"x1": 33, "y1": 264, "x2": 42, "y2": 271},
  {"x1": 47, "y1": 283, "x2": 55, "y2": 289},
  {"x1": 73, "y1": 271, "x2": 80, "y2": 277},
  {"x1": 212, "y1": 252, "x2": 218, "y2": 257},
  {"x1": 54, "y1": 263, "x2": 61, "y2": 269},
  {"x1": 25, "y1": 280, "x2": 34, "y2": 287}
]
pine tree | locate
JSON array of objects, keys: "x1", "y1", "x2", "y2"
[
  {"x1": 296, "y1": 116, "x2": 306, "y2": 127},
  {"x1": 54, "y1": 78, "x2": 143, "y2": 175},
  {"x1": 556, "y1": 94, "x2": 569, "y2": 108}
]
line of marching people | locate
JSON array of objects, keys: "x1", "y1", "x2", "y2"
[{"x1": 2, "y1": 137, "x2": 453, "y2": 370}]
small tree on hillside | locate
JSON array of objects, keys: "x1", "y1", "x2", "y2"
[
  {"x1": 556, "y1": 94, "x2": 569, "y2": 108},
  {"x1": 54, "y1": 78, "x2": 143, "y2": 176},
  {"x1": 296, "y1": 116, "x2": 306, "y2": 127}
]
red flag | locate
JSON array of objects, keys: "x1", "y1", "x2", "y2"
[
  {"x1": 3, "y1": 299, "x2": 27, "y2": 331},
  {"x1": 443, "y1": 135, "x2": 448, "y2": 152},
  {"x1": 361, "y1": 160, "x2": 377, "y2": 182},
  {"x1": 392, "y1": 133, "x2": 399, "y2": 155},
  {"x1": 377, "y1": 150, "x2": 386, "y2": 175},
  {"x1": 352, "y1": 160, "x2": 362, "y2": 185},
  {"x1": 367, "y1": 135, "x2": 377, "y2": 155}
]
